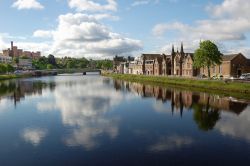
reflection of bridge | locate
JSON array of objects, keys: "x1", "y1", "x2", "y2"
[{"x1": 33, "y1": 68, "x2": 102, "y2": 76}]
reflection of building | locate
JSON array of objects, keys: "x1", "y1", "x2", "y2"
[
  {"x1": 0, "y1": 80, "x2": 55, "y2": 107},
  {"x1": 113, "y1": 80, "x2": 248, "y2": 116}
]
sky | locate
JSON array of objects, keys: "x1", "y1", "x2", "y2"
[{"x1": 0, "y1": 0, "x2": 250, "y2": 59}]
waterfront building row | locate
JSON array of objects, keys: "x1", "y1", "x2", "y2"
[{"x1": 113, "y1": 43, "x2": 250, "y2": 78}]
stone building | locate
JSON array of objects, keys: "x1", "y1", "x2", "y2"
[
  {"x1": 2, "y1": 41, "x2": 41, "y2": 59},
  {"x1": 200, "y1": 53, "x2": 250, "y2": 78},
  {"x1": 171, "y1": 43, "x2": 199, "y2": 77}
]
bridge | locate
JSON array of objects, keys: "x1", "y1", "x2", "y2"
[{"x1": 32, "y1": 68, "x2": 102, "y2": 76}]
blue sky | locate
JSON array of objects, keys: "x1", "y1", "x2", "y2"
[{"x1": 0, "y1": 0, "x2": 250, "y2": 59}]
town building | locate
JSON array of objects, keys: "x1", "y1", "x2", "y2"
[
  {"x1": 0, "y1": 54, "x2": 12, "y2": 63},
  {"x1": 113, "y1": 43, "x2": 250, "y2": 78},
  {"x1": 200, "y1": 53, "x2": 250, "y2": 78},
  {"x1": 2, "y1": 41, "x2": 41, "y2": 59}
]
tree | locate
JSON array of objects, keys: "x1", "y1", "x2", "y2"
[
  {"x1": 6, "y1": 64, "x2": 14, "y2": 73},
  {"x1": 0, "y1": 64, "x2": 7, "y2": 74},
  {"x1": 47, "y1": 64, "x2": 53, "y2": 69},
  {"x1": 14, "y1": 57, "x2": 19, "y2": 65},
  {"x1": 194, "y1": 40, "x2": 222, "y2": 78},
  {"x1": 48, "y1": 54, "x2": 56, "y2": 66},
  {"x1": 67, "y1": 61, "x2": 75, "y2": 69}
]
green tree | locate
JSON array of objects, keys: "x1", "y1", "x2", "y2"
[
  {"x1": 13, "y1": 57, "x2": 19, "y2": 65},
  {"x1": 194, "y1": 40, "x2": 222, "y2": 78},
  {"x1": 6, "y1": 64, "x2": 14, "y2": 73},
  {"x1": 67, "y1": 61, "x2": 75, "y2": 69},
  {"x1": 47, "y1": 64, "x2": 53, "y2": 69},
  {"x1": 0, "y1": 64, "x2": 7, "y2": 74}
]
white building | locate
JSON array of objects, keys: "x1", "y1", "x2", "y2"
[{"x1": 0, "y1": 54, "x2": 12, "y2": 63}]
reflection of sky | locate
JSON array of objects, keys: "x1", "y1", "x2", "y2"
[
  {"x1": 216, "y1": 106, "x2": 250, "y2": 142},
  {"x1": 37, "y1": 76, "x2": 138, "y2": 150},
  {"x1": 1, "y1": 76, "x2": 250, "y2": 165},
  {"x1": 21, "y1": 128, "x2": 47, "y2": 146},
  {"x1": 149, "y1": 135, "x2": 193, "y2": 152}
]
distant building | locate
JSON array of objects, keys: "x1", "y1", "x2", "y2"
[
  {"x1": 18, "y1": 59, "x2": 33, "y2": 70},
  {"x1": 0, "y1": 54, "x2": 12, "y2": 63},
  {"x1": 2, "y1": 41, "x2": 41, "y2": 59}
]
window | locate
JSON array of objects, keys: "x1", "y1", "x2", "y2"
[
  {"x1": 219, "y1": 65, "x2": 222, "y2": 74},
  {"x1": 213, "y1": 66, "x2": 216, "y2": 73}
]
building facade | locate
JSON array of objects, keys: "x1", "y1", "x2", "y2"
[
  {"x1": 114, "y1": 43, "x2": 250, "y2": 78},
  {"x1": 200, "y1": 53, "x2": 250, "y2": 78}
]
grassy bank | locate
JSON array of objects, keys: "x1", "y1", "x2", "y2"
[
  {"x1": 0, "y1": 74, "x2": 32, "y2": 81},
  {"x1": 104, "y1": 73, "x2": 250, "y2": 99}
]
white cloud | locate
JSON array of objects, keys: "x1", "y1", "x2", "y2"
[
  {"x1": 68, "y1": 0, "x2": 117, "y2": 12},
  {"x1": 153, "y1": 18, "x2": 250, "y2": 41},
  {"x1": 34, "y1": 13, "x2": 142, "y2": 58},
  {"x1": 21, "y1": 128, "x2": 47, "y2": 146},
  {"x1": 207, "y1": 0, "x2": 250, "y2": 19},
  {"x1": 12, "y1": 0, "x2": 44, "y2": 10},
  {"x1": 33, "y1": 30, "x2": 54, "y2": 38},
  {"x1": 152, "y1": 0, "x2": 250, "y2": 57},
  {"x1": 131, "y1": 0, "x2": 150, "y2": 7}
]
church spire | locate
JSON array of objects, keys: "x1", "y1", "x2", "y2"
[
  {"x1": 180, "y1": 42, "x2": 184, "y2": 54},
  {"x1": 171, "y1": 44, "x2": 175, "y2": 55}
]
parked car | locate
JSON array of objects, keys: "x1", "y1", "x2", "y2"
[{"x1": 239, "y1": 73, "x2": 250, "y2": 80}]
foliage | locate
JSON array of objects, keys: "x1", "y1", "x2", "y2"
[
  {"x1": 0, "y1": 64, "x2": 7, "y2": 74},
  {"x1": 6, "y1": 64, "x2": 15, "y2": 73},
  {"x1": 47, "y1": 64, "x2": 53, "y2": 69},
  {"x1": 13, "y1": 57, "x2": 19, "y2": 64},
  {"x1": 194, "y1": 40, "x2": 222, "y2": 78},
  {"x1": 96, "y1": 60, "x2": 113, "y2": 70}
]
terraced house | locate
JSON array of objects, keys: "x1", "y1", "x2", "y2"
[{"x1": 114, "y1": 43, "x2": 250, "y2": 78}]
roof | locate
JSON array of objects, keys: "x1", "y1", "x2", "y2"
[
  {"x1": 222, "y1": 54, "x2": 240, "y2": 61},
  {"x1": 141, "y1": 54, "x2": 162, "y2": 60}
]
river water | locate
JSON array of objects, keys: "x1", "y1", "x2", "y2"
[{"x1": 0, "y1": 75, "x2": 250, "y2": 166}]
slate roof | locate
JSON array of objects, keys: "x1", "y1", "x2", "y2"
[{"x1": 222, "y1": 54, "x2": 240, "y2": 61}]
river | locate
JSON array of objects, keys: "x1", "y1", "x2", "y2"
[{"x1": 0, "y1": 75, "x2": 250, "y2": 166}]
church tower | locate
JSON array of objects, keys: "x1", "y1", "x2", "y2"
[
  {"x1": 171, "y1": 44, "x2": 175, "y2": 75},
  {"x1": 179, "y1": 42, "x2": 184, "y2": 76}
]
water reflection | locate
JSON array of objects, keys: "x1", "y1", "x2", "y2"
[
  {"x1": 149, "y1": 135, "x2": 193, "y2": 152},
  {"x1": 113, "y1": 80, "x2": 249, "y2": 131},
  {"x1": 1, "y1": 76, "x2": 250, "y2": 165},
  {"x1": 0, "y1": 79, "x2": 55, "y2": 107},
  {"x1": 21, "y1": 128, "x2": 48, "y2": 146}
]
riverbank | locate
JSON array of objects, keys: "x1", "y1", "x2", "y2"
[
  {"x1": 103, "y1": 73, "x2": 250, "y2": 99},
  {"x1": 0, "y1": 74, "x2": 32, "y2": 81}
]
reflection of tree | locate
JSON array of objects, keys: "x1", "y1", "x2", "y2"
[
  {"x1": 0, "y1": 80, "x2": 56, "y2": 106},
  {"x1": 193, "y1": 102, "x2": 220, "y2": 131}
]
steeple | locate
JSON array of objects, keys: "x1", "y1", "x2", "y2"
[
  {"x1": 171, "y1": 44, "x2": 175, "y2": 55},
  {"x1": 180, "y1": 42, "x2": 184, "y2": 54}
]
